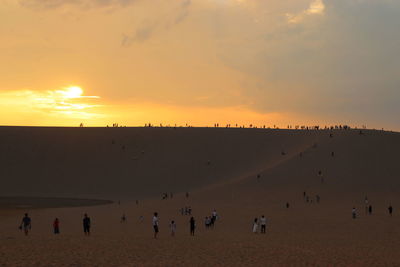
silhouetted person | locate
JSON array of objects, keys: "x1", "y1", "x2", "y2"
[
  {"x1": 352, "y1": 208, "x2": 357, "y2": 219},
  {"x1": 190, "y1": 217, "x2": 196, "y2": 236},
  {"x1": 53, "y1": 218, "x2": 60, "y2": 234},
  {"x1": 388, "y1": 205, "x2": 393, "y2": 216},
  {"x1": 212, "y1": 209, "x2": 217, "y2": 226},
  {"x1": 186, "y1": 192, "x2": 189, "y2": 198},
  {"x1": 153, "y1": 212, "x2": 159, "y2": 239},
  {"x1": 170, "y1": 220, "x2": 176, "y2": 237},
  {"x1": 316, "y1": 195, "x2": 320, "y2": 203},
  {"x1": 286, "y1": 202, "x2": 290, "y2": 208},
  {"x1": 20, "y1": 213, "x2": 31, "y2": 236},
  {"x1": 260, "y1": 215, "x2": 266, "y2": 234},
  {"x1": 121, "y1": 214, "x2": 127, "y2": 223},
  {"x1": 303, "y1": 191, "x2": 306, "y2": 198},
  {"x1": 83, "y1": 214, "x2": 91, "y2": 236},
  {"x1": 368, "y1": 205, "x2": 372, "y2": 215}
]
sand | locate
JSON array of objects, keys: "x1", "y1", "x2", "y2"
[{"x1": 1, "y1": 127, "x2": 400, "y2": 266}]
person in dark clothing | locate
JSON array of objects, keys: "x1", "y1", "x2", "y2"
[
  {"x1": 53, "y1": 218, "x2": 60, "y2": 234},
  {"x1": 83, "y1": 214, "x2": 91, "y2": 236},
  {"x1": 388, "y1": 205, "x2": 393, "y2": 216},
  {"x1": 368, "y1": 205, "x2": 372, "y2": 215},
  {"x1": 190, "y1": 217, "x2": 196, "y2": 236},
  {"x1": 286, "y1": 202, "x2": 290, "y2": 209},
  {"x1": 20, "y1": 213, "x2": 31, "y2": 236}
]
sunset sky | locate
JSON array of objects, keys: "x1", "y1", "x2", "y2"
[{"x1": 1, "y1": 0, "x2": 399, "y2": 129}]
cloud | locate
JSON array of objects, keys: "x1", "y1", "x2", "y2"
[
  {"x1": 286, "y1": 0, "x2": 325, "y2": 24},
  {"x1": 121, "y1": 0, "x2": 191, "y2": 46},
  {"x1": 19, "y1": 0, "x2": 138, "y2": 10}
]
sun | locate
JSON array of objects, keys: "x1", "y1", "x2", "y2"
[{"x1": 63, "y1": 86, "x2": 83, "y2": 99}]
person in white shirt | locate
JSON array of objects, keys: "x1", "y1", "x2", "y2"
[
  {"x1": 252, "y1": 218, "x2": 258, "y2": 233},
  {"x1": 170, "y1": 220, "x2": 176, "y2": 237},
  {"x1": 260, "y1": 215, "x2": 267, "y2": 234},
  {"x1": 153, "y1": 212, "x2": 159, "y2": 239}
]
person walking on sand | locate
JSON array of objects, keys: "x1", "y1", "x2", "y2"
[
  {"x1": 211, "y1": 209, "x2": 217, "y2": 226},
  {"x1": 388, "y1": 205, "x2": 393, "y2": 216},
  {"x1": 153, "y1": 212, "x2": 159, "y2": 239},
  {"x1": 252, "y1": 218, "x2": 258, "y2": 233},
  {"x1": 170, "y1": 220, "x2": 176, "y2": 237},
  {"x1": 121, "y1": 213, "x2": 127, "y2": 223},
  {"x1": 190, "y1": 217, "x2": 196, "y2": 236},
  {"x1": 352, "y1": 208, "x2": 357, "y2": 219},
  {"x1": 83, "y1": 214, "x2": 91, "y2": 236},
  {"x1": 20, "y1": 213, "x2": 31, "y2": 236},
  {"x1": 260, "y1": 215, "x2": 267, "y2": 234},
  {"x1": 53, "y1": 218, "x2": 60, "y2": 234},
  {"x1": 368, "y1": 205, "x2": 372, "y2": 215}
]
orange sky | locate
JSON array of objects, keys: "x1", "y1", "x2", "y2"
[{"x1": 1, "y1": 0, "x2": 399, "y2": 129}]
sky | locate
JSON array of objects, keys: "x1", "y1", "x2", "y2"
[{"x1": 0, "y1": 0, "x2": 399, "y2": 129}]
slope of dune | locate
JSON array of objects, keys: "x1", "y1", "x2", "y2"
[{"x1": 0, "y1": 126, "x2": 317, "y2": 199}]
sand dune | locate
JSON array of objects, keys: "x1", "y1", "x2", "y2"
[
  {"x1": 0, "y1": 126, "x2": 317, "y2": 199},
  {"x1": 1, "y1": 127, "x2": 400, "y2": 266}
]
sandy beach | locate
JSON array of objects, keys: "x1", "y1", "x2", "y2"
[{"x1": 1, "y1": 127, "x2": 400, "y2": 266}]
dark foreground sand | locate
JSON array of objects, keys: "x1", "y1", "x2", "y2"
[{"x1": 1, "y1": 127, "x2": 400, "y2": 266}]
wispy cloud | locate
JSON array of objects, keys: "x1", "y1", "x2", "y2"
[
  {"x1": 19, "y1": 0, "x2": 138, "y2": 10},
  {"x1": 121, "y1": 0, "x2": 191, "y2": 46},
  {"x1": 286, "y1": 0, "x2": 325, "y2": 24}
]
